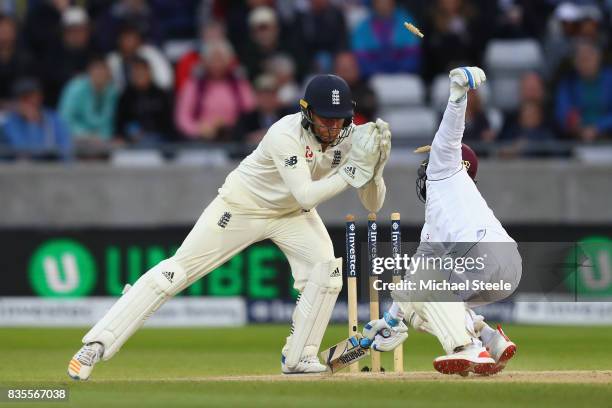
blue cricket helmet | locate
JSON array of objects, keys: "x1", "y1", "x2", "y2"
[{"x1": 299, "y1": 74, "x2": 355, "y2": 146}]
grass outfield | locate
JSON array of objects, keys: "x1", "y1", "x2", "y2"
[{"x1": 1, "y1": 324, "x2": 611, "y2": 407}]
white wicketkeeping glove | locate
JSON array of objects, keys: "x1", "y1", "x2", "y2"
[
  {"x1": 360, "y1": 312, "x2": 408, "y2": 352},
  {"x1": 341, "y1": 123, "x2": 381, "y2": 188},
  {"x1": 449, "y1": 66, "x2": 487, "y2": 103},
  {"x1": 373, "y1": 118, "x2": 391, "y2": 181}
]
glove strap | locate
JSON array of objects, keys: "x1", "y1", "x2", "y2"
[{"x1": 384, "y1": 311, "x2": 399, "y2": 328}]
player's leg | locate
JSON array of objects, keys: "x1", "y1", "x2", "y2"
[
  {"x1": 268, "y1": 209, "x2": 342, "y2": 373},
  {"x1": 68, "y1": 197, "x2": 266, "y2": 380},
  {"x1": 466, "y1": 241, "x2": 522, "y2": 373},
  {"x1": 426, "y1": 239, "x2": 521, "y2": 375},
  {"x1": 468, "y1": 308, "x2": 516, "y2": 374},
  {"x1": 390, "y1": 242, "x2": 495, "y2": 375}
]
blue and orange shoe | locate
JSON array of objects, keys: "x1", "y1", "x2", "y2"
[{"x1": 67, "y1": 342, "x2": 104, "y2": 381}]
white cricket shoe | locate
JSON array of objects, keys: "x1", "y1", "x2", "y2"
[
  {"x1": 485, "y1": 325, "x2": 517, "y2": 375},
  {"x1": 67, "y1": 342, "x2": 104, "y2": 380},
  {"x1": 281, "y1": 354, "x2": 327, "y2": 374},
  {"x1": 433, "y1": 344, "x2": 495, "y2": 376}
]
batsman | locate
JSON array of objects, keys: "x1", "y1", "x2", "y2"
[
  {"x1": 67, "y1": 74, "x2": 392, "y2": 379},
  {"x1": 360, "y1": 67, "x2": 522, "y2": 376}
]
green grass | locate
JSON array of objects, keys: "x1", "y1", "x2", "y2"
[{"x1": 1, "y1": 324, "x2": 611, "y2": 407}]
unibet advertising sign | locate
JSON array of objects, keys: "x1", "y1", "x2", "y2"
[
  {"x1": 565, "y1": 237, "x2": 612, "y2": 296},
  {"x1": 28, "y1": 239, "x2": 97, "y2": 297},
  {"x1": 25, "y1": 237, "x2": 297, "y2": 299}
]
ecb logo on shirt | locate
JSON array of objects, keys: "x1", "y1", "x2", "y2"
[
  {"x1": 331, "y1": 150, "x2": 341, "y2": 168},
  {"x1": 284, "y1": 155, "x2": 298, "y2": 168}
]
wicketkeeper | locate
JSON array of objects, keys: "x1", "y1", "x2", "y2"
[
  {"x1": 360, "y1": 67, "x2": 522, "y2": 376},
  {"x1": 67, "y1": 74, "x2": 391, "y2": 379}
]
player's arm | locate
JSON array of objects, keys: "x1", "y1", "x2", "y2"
[
  {"x1": 357, "y1": 119, "x2": 391, "y2": 212},
  {"x1": 269, "y1": 132, "x2": 349, "y2": 211},
  {"x1": 427, "y1": 67, "x2": 486, "y2": 180},
  {"x1": 270, "y1": 123, "x2": 381, "y2": 210}
]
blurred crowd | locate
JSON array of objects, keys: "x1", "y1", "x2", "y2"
[{"x1": 0, "y1": 0, "x2": 611, "y2": 161}]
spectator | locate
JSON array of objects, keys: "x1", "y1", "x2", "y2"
[
  {"x1": 233, "y1": 74, "x2": 292, "y2": 145},
  {"x1": 240, "y1": 6, "x2": 307, "y2": 80},
  {"x1": 0, "y1": 15, "x2": 36, "y2": 109},
  {"x1": 500, "y1": 101, "x2": 556, "y2": 157},
  {"x1": 225, "y1": 0, "x2": 278, "y2": 54},
  {"x1": 265, "y1": 54, "x2": 300, "y2": 109},
  {"x1": 501, "y1": 71, "x2": 552, "y2": 139},
  {"x1": 3, "y1": 78, "x2": 71, "y2": 160},
  {"x1": 351, "y1": 0, "x2": 421, "y2": 77},
  {"x1": 116, "y1": 56, "x2": 174, "y2": 145},
  {"x1": 106, "y1": 25, "x2": 173, "y2": 92},
  {"x1": 334, "y1": 51, "x2": 378, "y2": 124},
  {"x1": 23, "y1": 0, "x2": 70, "y2": 58},
  {"x1": 463, "y1": 90, "x2": 495, "y2": 142},
  {"x1": 519, "y1": 71, "x2": 547, "y2": 106},
  {"x1": 42, "y1": 7, "x2": 94, "y2": 106},
  {"x1": 578, "y1": 5, "x2": 607, "y2": 47},
  {"x1": 175, "y1": 40, "x2": 255, "y2": 141},
  {"x1": 341, "y1": 0, "x2": 371, "y2": 31},
  {"x1": 544, "y1": 2, "x2": 584, "y2": 78},
  {"x1": 59, "y1": 56, "x2": 119, "y2": 147},
  {"x1": 175, "y1": 20, "x2": 231, "y2": 92},
  {"x1": 421, "y1": 0, "x2": 485, "y2": 82},
  {"x1": 92, "y1": 0, "x2": 162, "y2": 52},
  {"x1": 492, "y1": 0, "x2": 553, "y2": 40},
  {"x1": 555, "y1": 41, "x2": 612, "y2": 142},
  {"x1": 293, "y1": 0, "x2": 348, "y2": 72}
]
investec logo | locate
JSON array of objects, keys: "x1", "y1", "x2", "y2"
[
  {"x1": 369, "y1": 228, "x2": 377, "y2": 245},
  {"x1": 391, "y1": 228, "x2": 401, "y2": 256},
  {"x1": 347, "y1": 230, "x2": 356, "y2": 277}
]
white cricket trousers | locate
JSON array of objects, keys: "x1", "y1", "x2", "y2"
[{"x1": 173, "y1": 196, "x2": 336, "y2": 291}]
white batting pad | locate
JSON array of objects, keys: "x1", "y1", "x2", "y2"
[
  {"x1": 411, "y1": 301, "x2": 472, "y2": 354},
  {"x1": 83, "y1": 258, "x2": 187, "y2": 360},
  {"x1": 284, "y1": 258, "x2": 343, "y2": 368}
]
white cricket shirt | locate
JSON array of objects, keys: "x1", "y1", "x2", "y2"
[
  {"x1": 219, "y1": 113, "x2": 385, "y2": 216},
  {"x1": 421, "y1": 101, "x2": 513, "y2": 244}
]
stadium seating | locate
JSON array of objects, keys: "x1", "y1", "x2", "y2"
[
  {"x1": 381, "y1": 107, "x2": 437, "y2": 139},
  {"x1": 369, "y1": 74, "x2": 425, "y2": 108},
  {"x1": 484, "y1": 39, "x2": 544, "y2": 75}
]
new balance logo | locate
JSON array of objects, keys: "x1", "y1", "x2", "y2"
[
  {"x1": 162, "y1": 271, "x2": 174, "y2": 283},
  {"x1": 332, "y1": 89, "x2": 340, "y2": 105},
  {"x1": 217, "y1": 211, "x2": 232, "y2": 228},
  {"x1": 330, "y1": 267, "x2": 341, "y2": 277},
  {"x1": 284, "y1": 156, "x2": 298, "y2": 168},
  {"x1": 344, "y1": 166, "x2": 356, "y2": 179}
]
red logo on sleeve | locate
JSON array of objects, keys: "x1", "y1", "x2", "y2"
[{"x1": 305, "y1": 145, "x2": 314, "y2": 159}]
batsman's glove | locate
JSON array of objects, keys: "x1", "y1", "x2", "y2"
[
  {"x1": 449, "y1": 66, "x2": 487, "y2": 103},
  {"x1": 360, "y1": 312, "x2": 408, "y2": 352}
]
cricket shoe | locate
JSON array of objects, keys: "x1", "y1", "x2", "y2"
[
  {"x1": 67, "y1": 342, "x2": 104, "y2": 380},
  {"x1": 485, "y1": 325, "x2": 517, "y2": 375},
  {"x1": 433, "y1": 344, "x2": 495, "y2": 376},
  {"x1": 281, "y1": 354, "x2": 327, "y2": 374}
]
